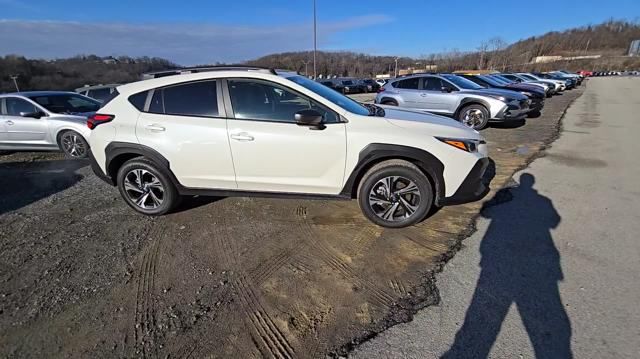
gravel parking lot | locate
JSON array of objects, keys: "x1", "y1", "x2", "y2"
[{"x1": 0, "y1": 86, "x2": 583, "y2": 358}]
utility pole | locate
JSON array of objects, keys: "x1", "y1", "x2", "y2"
[
  {"x1": 313, "y1": 0, "x2": 317, "y2": 79},
  {"x1": 302, "y1": 60, "x2": 311, "y2": 77},
  {"x1": 10, "y1": 75, "x2": 20, "y2": 91},
  {"x1": 394, "y1": 57, "x2": 399, "y2": 78}
]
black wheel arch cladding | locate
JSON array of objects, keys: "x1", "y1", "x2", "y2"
[{"x1": 340, "y1": 143, "x2": 445, "y2": 202}]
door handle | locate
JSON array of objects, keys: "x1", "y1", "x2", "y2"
[
  {"x1": 419, "y1": 93, "x2": 428, "y2": 97},
  {"x1": 6, "y1": 120, "x2": 14, "y2": 125},
  {"x1": 230, "y1": 132, "x2": 254, "y2": 141},
  {"x1": 145, "y1": 124, "x2": 165, "y2": 132}
]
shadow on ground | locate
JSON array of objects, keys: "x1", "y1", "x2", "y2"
[
  {"x1": 442, "y1": 173, "x2": 572, "y2": 359},
  {"x1": 0, "y1": 159, "x2": 87, "y2": 215}
]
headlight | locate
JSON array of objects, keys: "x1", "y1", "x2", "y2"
[
  {"x1": 522, "y1": 91, "x2": 532, "y2": 97},
  {"x1": 487, "y1": 95, "x2": 507, "y2": 102},
  {"x1": 436, "y1": 137, "x2": 484, "y2": 152}
]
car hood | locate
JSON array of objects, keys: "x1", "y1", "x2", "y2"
[
  {"x1": 377, "y1": 106, "x2": 483, "y2": 140},
  {"x1": 462, "y1": 88, "x2": 527, "y2": 101}
]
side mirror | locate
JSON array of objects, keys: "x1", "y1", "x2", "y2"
[
  {"x1": 20, "y1": 111, "x2": 45, "y2": 119},
  {"x1": 295, "y1": 109, "x2": 325, "y2": 130},
  {"x1": 441, "y1": 86, "x2": 453, "y2": 93}
]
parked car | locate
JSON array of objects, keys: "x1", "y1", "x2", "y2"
[
  {"x1": 577, "y1": 70, "x2": 593, "y2": 77},
  {"x1": 318, "y1": 79, "x2": 346, "y2": 93},
  {"x1": 458, "y1": 74, "x2": 545, "y2": 114},
  {"x1": 339, "y1": 78, "x2": 365, "y2": 94},
  {"x1": 88, "y1": 67, "x2": 490, "y2": 228},
  {"x1": 375, "y1": 73, "x2": 530, "y2": 130},
  {"x1": 515, "y1": 73, "x2": 567, "y2": 93},
  {"x1": 75, "y1": 84, "x2": 120, "y2": 103},
  {"x1": 495, "y1": 74, "x2": 554, "y2": 95},
  {"x1": 375, "y1": 78, "x2": 388, "y2": 87},
  {"x1": 552, "y1": 71, "x2": 583, "y2": 85},
  {"x1": 0, "y1": 91, "x2": 99, "y2": 158},
  {"x1": 359, "y1": 79, "x2": 381, "y2": 93},
  {"x1": 533, "y1": 72, "x2": 576, "y2": 89}
]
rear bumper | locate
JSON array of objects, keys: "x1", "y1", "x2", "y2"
[
  {"x1": 438, "y1": 157, "x2": 491, "y2": 206},
  {"x1": 89, "y1": 151, "x2": 114, "y2": 186}
]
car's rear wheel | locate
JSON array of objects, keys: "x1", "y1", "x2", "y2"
[
  {"x1": 357, "y1": 160, "x2": 433, "y2": 228},
  {"x1": 117, "y1": 158, "x2": 179, "y2": 216},
  {"x1": 59, "y1": 131, "x2": 89, "y2": 159},
  {"x1": 458, "y1": 104, "x2": 489, "y2": 130}
]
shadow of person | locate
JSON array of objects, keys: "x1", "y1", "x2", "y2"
[{"x1": 442, "y1": 173, "x2": 572, "y2": 359}]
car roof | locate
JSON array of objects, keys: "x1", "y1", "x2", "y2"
[{"x1": 74, "y1": 84, "x2": 120, "y2": 92}]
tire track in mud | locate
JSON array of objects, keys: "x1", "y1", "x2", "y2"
[
  {"x1": 211, "y1": 216, "x2": 297, "y2": 358},
  {"x1": 131, "y1": 221, "x2": 165, "y2": 358},
  {"x1": 295, "y1": 218, "x2": 395, "y2": 309}
]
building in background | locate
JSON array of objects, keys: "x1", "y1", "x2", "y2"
[{"x1": 629, "y1": 40, "x2": 640, "y2": 56}]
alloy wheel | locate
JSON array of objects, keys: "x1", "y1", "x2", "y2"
[
  {"x1": 462, "y1": 109, "x2": 485, "y2": 128},
  {"x1": 61, "y1": 133, "x2": 87, "y2": 158},
  {"x1": 368, "y1": 176, "x2": 421, "y2": 222},
  {"x1": 123, "y1": 169, "x2": 165, "y2": 209}
]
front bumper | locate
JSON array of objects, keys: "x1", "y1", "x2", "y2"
[
  {"x1": 492, "y1": 100, "x2": 529, "y2": 121},
  {"x1": 89, "y1": 151, "x2": 114, "y2": 186},
  {"x1": 439, "y1": 157, "x2": 491, "y2": 206}
]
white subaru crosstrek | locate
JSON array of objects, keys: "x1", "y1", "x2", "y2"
[{"x1": 88, "y1": 67, "x2": 490, "y2": 228}]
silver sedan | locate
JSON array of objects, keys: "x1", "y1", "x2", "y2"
[{"x1": 0, "y1": 91, "x2": 100, "y2": 158}]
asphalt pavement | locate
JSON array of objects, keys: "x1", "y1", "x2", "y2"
[{"x1": 351, "y1": 77, "x2": 640, "y2": 358}]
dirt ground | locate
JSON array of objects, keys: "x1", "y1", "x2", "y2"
[{"x1": 0, "y1": 87, "x2": 583, "y2": 358}]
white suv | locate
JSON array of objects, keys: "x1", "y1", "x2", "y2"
[{"x1": 88, "y1": 67, "x2": 490, "y2": 228}]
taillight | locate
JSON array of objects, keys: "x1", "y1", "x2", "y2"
[
  {"x1": 87, "y1": 114, "x2": 115, "y2": 129},
  {"x1": 377, "y1": 87, "x2": 386, "y2": 93}
]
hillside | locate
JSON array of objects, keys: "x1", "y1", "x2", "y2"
[
  {"x1": 0, "y1": 55, "x2": 176, "y2": 93},
  {"x1": 247, "y1": 20, "x2": 640, "y2": 75}
]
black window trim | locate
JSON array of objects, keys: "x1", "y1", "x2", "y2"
[
  {"x1": 222, "y1": 77, "x2": 343, "y2": 125},
  {"x1": 137, "y1": 79, "x2": 226, "y2": 119}
]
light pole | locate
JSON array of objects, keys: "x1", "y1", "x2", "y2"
[
  {"x1": 10, "y1": 75, "x2": 20, "y2": 91},
  {"x1": 394, "y1": 57, "x2": 399, "y2": 78},
  {"x1": 302, "y1": 60, "x2": 311, "y2": 77},
  {"x1": 313, "y1": 0, "x2": 317, "y2": 79}
]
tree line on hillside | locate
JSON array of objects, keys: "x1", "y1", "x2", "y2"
[
  {"x1": 1, "y1": 20, "x2": 639, "y2": 92},
  {"x1": 248, "y1": 20, "x2": 640, "y2": 76},
  {"x1": 0, "y1": 55, "x2": 176, "y2": 93}
]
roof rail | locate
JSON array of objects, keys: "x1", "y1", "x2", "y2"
[{"x1": 141, "y1": 65, "x2": 277, "y2": 79}]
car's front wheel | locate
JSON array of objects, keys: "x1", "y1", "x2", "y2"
[
  {"x1": 59, "y1": 130, "x2": 89, "y2": 159},
  {"x1": 458, "y1": 104, "x2": 489, "y2": 130},
  {"x1": 117, "y1": 158, "x2": 179, "y2": 216},
  {"x1": 357, "y1": 160, "x2": 433, "y2": 228}
]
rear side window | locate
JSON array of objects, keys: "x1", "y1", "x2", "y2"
[
  {"x1": 146, "y1": 81, "x2": 218, "y2": 117},
  {"x1": 88, "y1": 88, "x2": 113, "y2": 102},
  {"x1": 128, "y1": 91, "x2": 147, "y2": 111},
  {"x1": 393, "y1": 78, "x2": 419, "y2": 89},
  {"x1": 163, "y1": 81, "x2": 218, "y2": 117}
]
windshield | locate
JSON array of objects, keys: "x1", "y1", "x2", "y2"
[
  {"x1": 476, "y1": 75, "x2": 503, "y2": 86},
  {"x1": 441, "y1": 75, "x2": 484, "y2": 90},
  {"x1": 492, "y1": 75, "x2": 515, "y2": 84},
  {"x1": 287, "y1": 75, "x2": 370, "y2": 116},
  {"x1": 519, "y1": 74, "x2": 537, "y2": 81},
  {"x1": 28, "y1": 93, "x2": 100, "y2": 114}
]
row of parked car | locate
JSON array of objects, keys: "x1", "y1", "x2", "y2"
[
  {"x1": 372, "y1": 70, "x2": 583, "y2": 130},
  {"x1": 317, "y1": 78, "x2": 384, "y2": 94}
]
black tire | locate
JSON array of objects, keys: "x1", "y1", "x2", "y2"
[
  {"x1": 381, "y1": 99, "x2": 398, "y2": 106},
  {"x1": 58, "y1": 130, "x2": 89, "y2": 159},
  {"x1": 117, "y1": 158, "x2": 180, "y2": 216},
  {"x1": 357, "y1": 159, "x2": 433, "y2": 228},
  {"x1": 457, "y1": 104, "x2": 489, "y2": 130}
]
